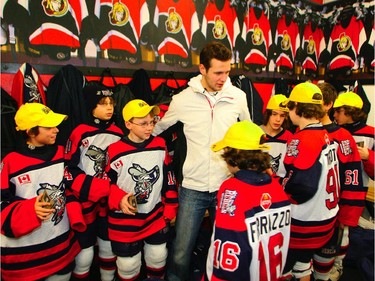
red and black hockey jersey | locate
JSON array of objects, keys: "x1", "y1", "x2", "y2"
[
  {"x1": 206, "y1": 171, "x2": 291, "y2": 281},
  {"x1": 155, "y1": 0, "x2": 193, "y2": 60},
  {"x1": 264, "y1": 128, "x2": 293, "y2": 178},
  {"x1": 95, "y1": 0, "x2": 144, "y2": 60},
  {"x1": 327, "y1": 16, "x2": 366, "y2": 73},
  {"x1": 274, "y1": 15, "x2": 300, "y2": 72},
  {"x1": 282, "y1": 124, "x2": 339, "y2": 249},
  {"x1": 301, "y1": 22, "x2": 325, "y2": 73},
  {"x1": 204, "y1": 0, "x2": 236, "y2": 61},
  {"x1": 244, "y1": 7, "x2": 272, "y2": 69},
  {"x1": 1, "y1": 145, "x2": 80, "y2": 280},
  {"x1": 11, "y1": 63, "x2": 47, "y2": 107},
  {"x1": 324, "y1": 123, "x2": 365, "y2": 227},
  {"x1": 64, "y1": 121, "x2": 123, "y2": 226},
  {"x1": 106, "y1": 136, "x2": 178, "y2": 243},
  {"x1": 27, "y1": 0, "x2": 87, "y2": 59}
]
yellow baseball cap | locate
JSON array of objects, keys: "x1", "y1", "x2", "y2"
[
  {"x1": 211, "y1": 120, "x2": 270, "y2": 152},
  {"x1": 266, "y1": 94, "x2": 289, "y2": 112},
  {"x1": 15, "y1": 103, "x2": 67, "y2": 131},
  {"x1": 333, "y1": 92, "x2": 363, "y2": 109},
  {"x1": 283, "y1": 82, "x2": 323, "y2": 105},
  {"x1": 122, "y1": 99, "x2": 160, "y2": 121}
]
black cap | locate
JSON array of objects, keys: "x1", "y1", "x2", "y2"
[{"x1": 83, "y1": 83, "x2": 113, "y2": 114}]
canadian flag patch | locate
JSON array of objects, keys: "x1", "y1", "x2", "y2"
[{"x1": 18, "y1": 174, "x2": 31, "y2": 184}]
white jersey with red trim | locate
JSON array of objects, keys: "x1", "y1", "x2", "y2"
[
  {"x1": 264, "y1": 128, "x2": 293, "y2": 178},
  {"x1": 206, "y1": 172, "x2": 291, "y2": 281},
  {"x1": 327, "y1": 16, "x2": 366, "y2": 72},
  {"x1": 301, "y1": 22, "x2": 325, "y2": 72},
  {"x1": 282, "y1": 124, "x2": 339, "y2": 249},
  {"x1": 244, "y1": 7, "x2": 272, "y2": 67},
  {"x1": 1, "y1": 145, "x2": 80, "y2": 280}
]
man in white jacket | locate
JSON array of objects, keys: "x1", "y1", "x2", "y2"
[{"x1": 153, "y1": 41, "x2": 251, "y2": 281}]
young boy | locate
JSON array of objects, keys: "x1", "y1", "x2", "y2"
[
  {"x1": 1, "y1": 103, "x2": 80, "y2": 280},
  {"x1": 333, "y1": 92, "x2": 374, "y2": 281},
  {"x1": 281, "y1": 82, "x2": 340, "y2": 281},
  {"x1": 312, "y1": 83, "x2": 366, "y2": 281},
  {"x1": 105, "y1": 99, "x2": 178, "y2": 280},
  {"x1": 206, "y1": 120, "x2": 291, "y2": 280},
  {"x1": 64, "y1": 84, "x2": 124, "y2": 281},
  {"x1": 261, "y1": 94, "x2": 292, "y2": 178}
]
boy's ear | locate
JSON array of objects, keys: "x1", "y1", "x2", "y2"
[
  {"x1": 125, "y1": 121, "x2": 132, "y2": 130},
  {"x1": 26, "y1": 129, "x2": 33, "y2": 137}
]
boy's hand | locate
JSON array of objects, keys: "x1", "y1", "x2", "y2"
[
  {"x1": 357, "y1": 146, "x2": 369, "y2": 161},
  {"x1": 119, "y1": 193, "x2": 137, "y2": 215},
  {"x1": 35, "y1": 194, "x2": 55, "y2": 221}
]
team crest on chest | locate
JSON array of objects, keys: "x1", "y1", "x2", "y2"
[
  {"x1": 42, "y1": 0, "x2": 68, "y2": 17},
  {"x1": 109, "y1": 2, "x2": 129, "y2": 26},
  {"x1": 165, "y1": 7, "x2": 182, "y2": 34},
  {"x1": 213, "y1": 15, "x2": 227, "y2": 40},
  {"x1": 128, "y1": 163, "x2": 160, "y2": 204},
  {"x1": 85, "y1": 145, "x2": 108, "y2": 178},
  {"x1": 37, "y1": 182, "x2": 66, "y2": 225},
  {"x1": 220, "y1": 189, "x2": 237, "y2": 216},
  {"x1": 270, "y1": 153, "x2": 282, "y2": 174}
]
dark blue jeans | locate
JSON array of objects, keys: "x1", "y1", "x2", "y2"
[{"x1": 167, "y1": 187, "x2": 217, "y2": 281}]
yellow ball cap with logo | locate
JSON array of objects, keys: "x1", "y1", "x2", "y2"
[
  {"x1": 283, "y1": 82, "x2": 323, "y2": 105},
  {"x1": 266, "y1": 94, "x2": 289, "y2": 112},
  {"x1": 211, "y1": 120, "x2": 270, "y2": 152},
  {"x1": 15, "y1": 103, "x2": 67, "y2": 131},
  {"x1": 123, "y1": 99, "x2": 160, "y2": 121},
  {"x1": 333, "y1": 92, "x2": 363, "y2": 109}
]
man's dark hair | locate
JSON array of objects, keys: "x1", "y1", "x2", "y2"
[{"x1": 200, "y1": 41, "x2": 232, "y2": 70}]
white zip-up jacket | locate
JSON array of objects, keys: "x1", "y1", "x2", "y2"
[{"x1": 153, "y1": 74, "x2": 251, "y2": 192}]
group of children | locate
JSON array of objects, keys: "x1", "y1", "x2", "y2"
[{"x1": 1, "y1": 79, "x2": 373, "y2": 281}]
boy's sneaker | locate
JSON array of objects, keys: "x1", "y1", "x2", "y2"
[{"x1": 329, "y1": 262, "x2": 343, "y2": 281}]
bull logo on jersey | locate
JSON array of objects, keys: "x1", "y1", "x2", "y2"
[
  {"x1": 109, "y1": 2, "x2": 129, "y2": 27},
  {"x1": 260, "y1": 193, "x2": 272, "y2": 210},
  {"x1": 281, "y1": 30, "x2": 291, "y2": 51},
  {"x1": 270, "y1": 153, "x2": 282, "y2": 174},
  {"x1": 37, "y1": 182, "x2": 66, "y2": 225},
  {"x1": 213, "y1": 15, "x2": 227, "y2": 40},
  {"x1": 252, "y1": 24, "x2": 264, "y2": 45},
  {"x1": 337, "y1": 32, "x2": 351, "y2": 52},
  {"x1": 42, "y1": 0, "x2": 68, "y2": 17},
  {"x1": 165, "y1": 7, "x2": 182, "y2": 34},
  {"x1": 286, "y1": 139, "x2": 299, "y2": 157},
  {"x1": 85, "y1": 145, "x2": 108, "y2": 178},
  {"x1": 307, "y1": 36, "x2": 316, "y2": 55},
  {"x1": 220, "y1": 189, "x2": 237, "y2": 216},
  {"x1": 128, "y1": 163, "x2": 160, "y2": 204}
]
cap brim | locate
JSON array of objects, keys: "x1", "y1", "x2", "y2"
[
  {"x1": 333, "y1": 100, "x2": 344, "y2": 108},
  {"x1": 39, "y1": 113, "x2": 68, "y2": 127},
  {"x1": 211, "y1": 140, "x2": 227, "y2": 152},
  {"x1": 281, "y1": 99, "x2": 289, "y2": 107},
  {"x1": 133, "y1": 105, "x2": 160, "y2": 119}
]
